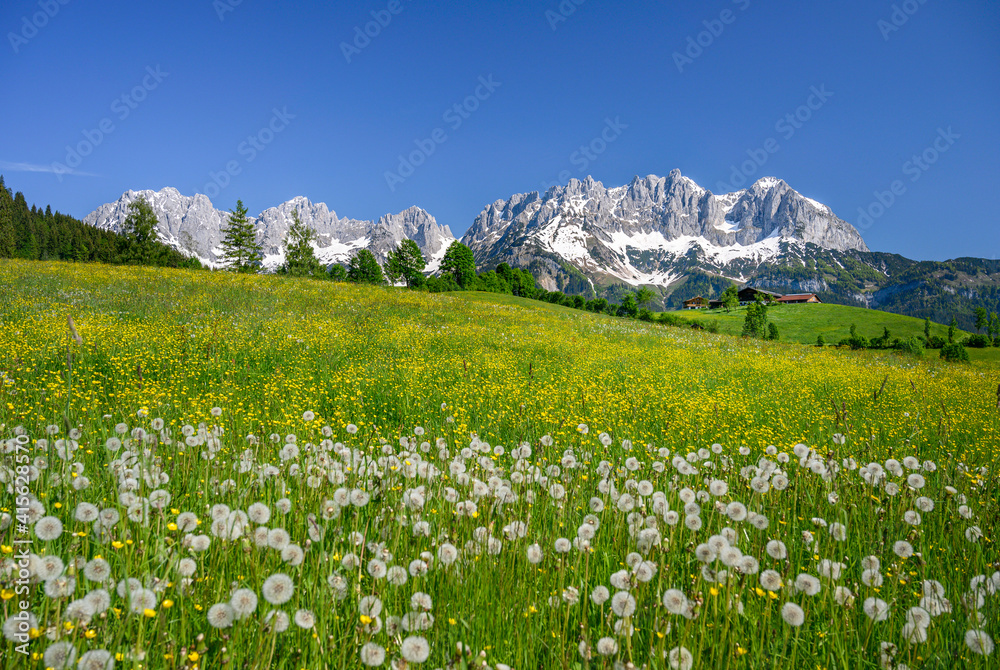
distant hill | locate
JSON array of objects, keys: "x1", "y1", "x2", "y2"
[{"x1": 669, "y1": 301, "x2": 999, "y2": 356}]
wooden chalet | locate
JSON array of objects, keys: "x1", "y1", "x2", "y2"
[
  {"x1": 775, "y1": 293, "x2": 822, "y2": 304},
  {"x1": 683, "y1": 296, "x2": 710, "y2": 310},
  {"x1": 737, "y1": 287, "x2": 782, "y2": 305},
  {"x1": 680, "y1": 287, "x2": 823, "y2": 310}
]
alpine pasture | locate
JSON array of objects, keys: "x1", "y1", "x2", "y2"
[{"x1": 1, "y1": 260, "x2": 997, "y2": 670}]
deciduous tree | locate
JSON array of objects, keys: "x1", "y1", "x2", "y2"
[{"x1": 440, "y1": 241, "x2": 476, "y2": 289}]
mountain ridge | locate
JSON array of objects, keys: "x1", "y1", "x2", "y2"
[
  {"x1": 80, "y1": 173, "x2": 1000, "y2": 331},
  {"x1": 83, "y1": 187, "x2": 457, "y2": 271}
]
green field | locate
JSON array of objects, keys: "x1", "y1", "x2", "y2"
[
  {"x1": 1, "y1": 260, "x2": 998, "y2": 669},
  {"x1": 670, "y1": 303, "x2": 964, "y2": 343}
]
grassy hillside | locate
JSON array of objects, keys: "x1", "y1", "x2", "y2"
[
  {"x1": 666, "y1": 302, "x2": 1000, "y2": 365},
  {"x1": 669, "y1": 302, "x2": 967, "y2": 344},
  {"x1": 1, "y1": 260, "x2": 998, "y2": 669}
]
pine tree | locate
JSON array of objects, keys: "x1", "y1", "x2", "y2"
[
  {"x1": 347, "y1": 249, "x2": 385, "y2": 284},
  {"x1": 219, "y1": 200, "x2": 262, "y2": 273},
  {"x1": 328, "y1": 264, "x2": 347, "y2": 282},
  {"x1": 440, "y1": 241, "x2": 476, "y2": 289},
  {"x1": 975, "y1": 307, "x2": 988, "y2": 333},
  {"x1": 386, "y1": 239, "x2": 426, "y2": 287},
  {"x1": 0, "y1": 176, "x2": 15, "y2": 258},
  {"x1": 635, "y1": 286, "x2": 655, "y2": 310},
  {"x1": 281, "y1": 210, "x2": 322, "y2": 277}
]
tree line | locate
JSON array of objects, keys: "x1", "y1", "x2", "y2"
[{"x1": 0, "y1": 177, "x2": 200, "y2": 268}]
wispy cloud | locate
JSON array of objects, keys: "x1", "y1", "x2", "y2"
[{"x1": 0, "y1": 161, "x2": 100, "y2": 177}]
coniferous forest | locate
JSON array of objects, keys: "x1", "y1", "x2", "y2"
[{"x1": 0, "y1": 176, "x2": 200, "y2": 269}]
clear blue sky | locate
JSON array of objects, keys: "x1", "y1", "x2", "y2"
[{"x1": 2, "y1": 0, "x2": 998, "y2": 260}]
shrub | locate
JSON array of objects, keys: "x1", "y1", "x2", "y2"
[
  {"x1": 940, "y1": 343, "x2": 970, "y2": 363},
  {"x1": 926, "y1": 335, "x2": 946, "y2": 349},
  {"x1": 893, "y1": 337, "x2": 924, "y2": 357},
  {"x1": 963, "y1": 334, "x2": 991, "y2": 348}
]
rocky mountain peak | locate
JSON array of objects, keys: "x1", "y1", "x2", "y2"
[{"x1": 84, "y1": 188, "x2": 455, "y2": 270}]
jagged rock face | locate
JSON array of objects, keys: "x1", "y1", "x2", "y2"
[
  {"x1": 84, "y1": 188, "x2": 456, "y2": 270},
  {"x1": 462, "y1": 170, "x2": 869, "y2": 292}
]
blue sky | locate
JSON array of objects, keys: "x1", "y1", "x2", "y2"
[{"x1": 2, "y1": 0, "x2": 998, "y2": 260}]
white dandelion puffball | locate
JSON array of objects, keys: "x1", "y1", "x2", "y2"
[
  {"x1": 207, "y1": 603, "x2": 235, "y2": 628},
  {"x1": 294, "y1": 608, "x2": 316, "y2": 629},
  {"x1": 795, "y1": 574, "x2": 821, "y2": 596},
  {"x1": 400, "y1": 635, "x2": 430, "y2": 663},
  {"x1": 438, "y1": 543, "x2": 459, "y2": 566},
  {"x1": 77, "y1": 649, "x2": 114, "y2": 670},
  {"x1": 893, "y1": 541, "x2": 913, "y2": 558},
  {"x1": 667, "y1": 645, "x2": 694, "y2": 670},
  {"x1": 35, "y1": 515, "x2": 63, "y2": 541},
  {"x1": 766, "y1": 540, "x2": 787, "y2": 560},
  {"x1": 863, "y1": 597, "x2": 890, "y2": 622},
  {"x1": 43, "y1": 641, "x2": 78, "y2": 669},
  {"x1": 526, "y1": 543, "x2": 543, "y2": 564},
  {"x1": 611, "y1": 591, "x2": 636, "y2": 617},
  {"x1": 596, "y1": 637, "x2": 618, "y2": 656},
  {"x1": 663, "y1": 588, "x2": 688, "y2": 615},
  {"x1": 230, "y1": 588, "x2": 258, "y2": 618},
  {"x1": 262, "y1": 573, "x2": 295, "y2": 605},
  {"x1": 760, "y1": 570, "x2": 783, "y2": 591},
  {"x1": 591, "y1": 585, "x2": 610, "y2": 605},
  {"x1": 264, "y1": 609, "x2": 290, "y2": 633},
  {"x1": 965, "y1": 629, "x2": 994, "y2": 656},
  {"x1": 360, "y1": 642, "x2": 386, "y2": 666},
  {"x1": 781, "y1": 602, "x2": 805, "y2": 626}
]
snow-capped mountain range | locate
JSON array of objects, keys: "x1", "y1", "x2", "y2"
[
  {"x1": 463, "y1": 170, "x2": 868, "y2": 291},
  {"x1": 83, "y1": 188, "x2": 457, "y2": 272},
  {"x1": 84, "y1": 170, "x2": 867, "y2": 290}
]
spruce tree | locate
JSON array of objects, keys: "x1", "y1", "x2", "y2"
[
  {"x1": 0, "y1": 176, "x2": 15, "y2": 258},
  {"x1": 219, "y1": 200, "x2": 262, "y2": 273},
  {"x1": 347, "y1": 249, "x2": 385, "y2": 284},
  {"x1": 281, "y1": 210, "x2": 322, "y2": 277}
]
